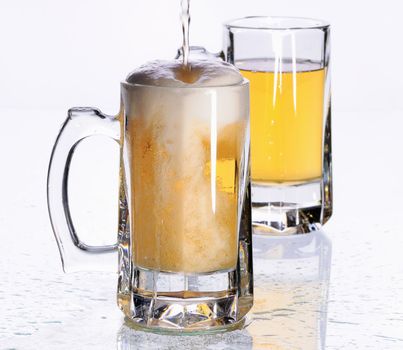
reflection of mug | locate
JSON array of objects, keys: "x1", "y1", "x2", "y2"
[
  {"x1": 250, "y1": 229, "x2": 332, "y2": 349},
  {"x1": 47, "y1": 69, "x2": 253, "y2": 332},
  {"x1": 117, "y1": 322, "x2": 253, "y2": 350}
]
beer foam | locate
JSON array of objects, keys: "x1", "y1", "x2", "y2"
[{"x1": 126, "y1": 59, "x2": 243, "y2": 87}]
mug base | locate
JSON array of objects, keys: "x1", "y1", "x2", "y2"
[
  {"x1": 123, "y1": 313, "x2": 245, "y2": 335},
  {"x1": 118, "y1": 267, "x2": 250, "y2": 333}
]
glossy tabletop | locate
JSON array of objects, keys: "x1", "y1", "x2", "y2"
[{"x1": 1, "y1": 109, "x2": 402, "y2": 349}]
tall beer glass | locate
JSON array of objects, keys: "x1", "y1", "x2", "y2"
[{"x1": 224, "y1": 17, "x2": 332, "y2": 234}]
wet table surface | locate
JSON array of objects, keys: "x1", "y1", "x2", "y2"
[{"x1": 1, "y1": 109, "x2": 403, "y2": 349}]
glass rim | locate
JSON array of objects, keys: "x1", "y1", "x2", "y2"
[
  {"x1": 121, "y1": 77, "x2": 249, "y2": 90},
  {"x1": 224, "y1": 16, "x2": 330, "y2": 31}
]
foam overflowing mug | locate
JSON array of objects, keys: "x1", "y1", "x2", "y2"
[{"x1": 47, "y1": 59, "x2": 253, "y2": 332}]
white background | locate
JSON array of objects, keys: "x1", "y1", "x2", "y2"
[{"x1": 1, "y1": 0, "x2": 402, "y2": 114}]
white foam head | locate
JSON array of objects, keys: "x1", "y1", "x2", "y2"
[{"x1": 126, "y1": 59, "x2": 243, "y2": 87}]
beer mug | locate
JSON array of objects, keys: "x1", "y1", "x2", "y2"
[
  {"x1": 223, "y1": 17, "x2": 332, "y2": 235},
  {"x1": 47, "y1": 62, "x2": 253, "y2": 332}
]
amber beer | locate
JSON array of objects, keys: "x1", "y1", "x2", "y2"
[
  {"x1": 239, "y1": 60, "x2": 325, "y2": 183},
  {"x1": 129, "y1": 115, "x2": 244, "y2": 273}
]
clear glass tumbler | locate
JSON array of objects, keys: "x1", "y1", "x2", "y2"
[
  {"x1": 224, "y1": 17, "x2": 332, "y2": 235},
  {"x1": 47, "y1": 73, "x2": 253, "y2": 333}
]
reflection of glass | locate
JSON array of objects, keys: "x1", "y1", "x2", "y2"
[
  {"x1": 47, "y1": 75, "x2": 253, "y2": 332},
  {"x1": 248, "y1": 229, "x2": 332, "y2": 349},
  {"x1": 224, "y1": 17, "x2": 332, "y2": 234}
]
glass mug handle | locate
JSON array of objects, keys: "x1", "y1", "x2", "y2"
[{"x1": 47, "y1": 107, "x2": 121, "y2": 272}]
